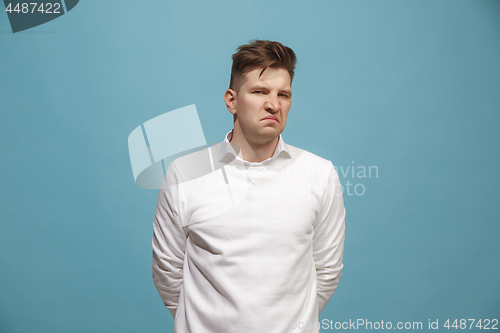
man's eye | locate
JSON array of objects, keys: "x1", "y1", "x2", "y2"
[
  {"x1": 279, "y1": 94, "x2": 289, "y2": 98},
  {"x1": 254, "y1": 91, "x2": 264, "y2": 94}
]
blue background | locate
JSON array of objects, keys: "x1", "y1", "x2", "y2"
[{"x1": 1, "y1": 0, "x2": 499, "y2": 332}]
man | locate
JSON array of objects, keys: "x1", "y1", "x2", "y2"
[{"x1": 152, "y1": 40, "x2": 346, "y2": 333}]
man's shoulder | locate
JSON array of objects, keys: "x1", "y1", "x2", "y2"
[
  {"x1": 286, "y1": 143, "x2": 334, "y2": 169},
  {"x1": 285, "y1": 143, "x2": 342, "y2": 188},
  {"x1": 167, "y1": 144, "x2": 218, "y2": 182}
]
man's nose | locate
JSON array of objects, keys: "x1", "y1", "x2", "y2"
[{"x1": 264, "y1": 94, "x2": 280, "y2": 112}]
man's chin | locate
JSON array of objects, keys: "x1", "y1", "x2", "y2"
[{"x1": 255, "y1": 128, "x2": 282, "y2": 142}]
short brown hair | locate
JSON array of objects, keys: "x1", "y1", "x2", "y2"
[{"x1": 229, "y1": 39, "x2": 297, "y2": 92}]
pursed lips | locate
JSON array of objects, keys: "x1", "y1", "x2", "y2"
[{"x1": 262, "y1": 116, "x2": 279, "y2": 123}]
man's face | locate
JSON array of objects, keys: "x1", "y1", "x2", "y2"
[{"x1": 227, "y1": 67, "x2": 292, "y2": 145}]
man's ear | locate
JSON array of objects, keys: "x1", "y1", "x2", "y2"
[{"x1": 224, "y1": 89, "x2": 237, "y2": 116}]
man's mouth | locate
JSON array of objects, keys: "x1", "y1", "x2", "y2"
[{"x1": 262, "y1": 117, "x2": 279, "y2": 123}]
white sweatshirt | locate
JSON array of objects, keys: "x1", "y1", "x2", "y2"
[{"x1": 152, "y1": 130, "x2": 346, "y2": 333}]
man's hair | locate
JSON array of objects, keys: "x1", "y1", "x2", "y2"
[{"x1": 229, "y1": 39, "x2": 297, "y2": 122}]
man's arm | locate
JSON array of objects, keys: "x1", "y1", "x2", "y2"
[
  {"x1": 152, "y1": 162, "x2": 187, "y2": 318},
  {"x1": 313, "y1": 161, "x2": 346, "y2": 314}
]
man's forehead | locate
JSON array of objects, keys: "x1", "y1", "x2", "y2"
[{"x1": 239, "y1": 67, "x2": 291, "y2": 87}]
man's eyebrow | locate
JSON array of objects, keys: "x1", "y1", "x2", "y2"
[{"x1": 249, "y1": 85, "x2": 292, "y2": 95}]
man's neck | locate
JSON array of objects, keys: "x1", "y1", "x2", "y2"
[{"x1": 229, "y1": 127, "x2": 279, "y2": 163}]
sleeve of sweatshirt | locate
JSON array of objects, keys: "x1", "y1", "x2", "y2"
[
  {"x1": 313, "y1": 161, "x2": 346, "y2": 314},
  {"x1": 152, "y1": 162, "x2": 187, "y2": 318}
]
